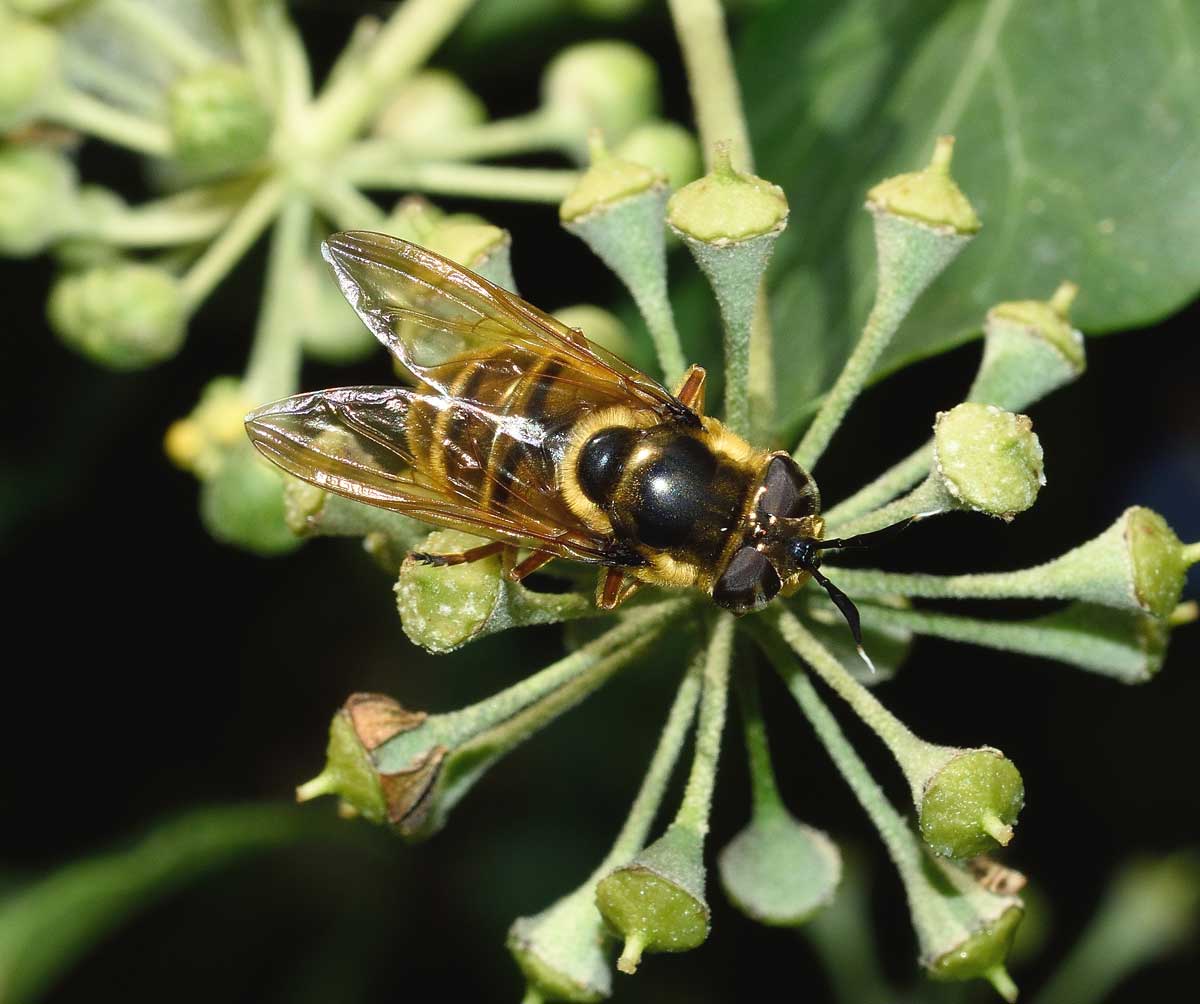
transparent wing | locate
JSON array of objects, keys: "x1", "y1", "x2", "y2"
[
  {"x1": 321, "y1": 231, "x2": 693, "y2": 422},
  {"x1": 245, "y1": 386, "x2": 618, "y2": 562}
]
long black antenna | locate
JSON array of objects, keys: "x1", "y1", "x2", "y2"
[
  {"x1": 804, "y1": 563, "x2": 876, "y2": 674},
  {"x1": 798, "y1": 512, "x2": 928, "y2": 673},
  {"x1": 812, "y1": 512, "x2": 927, "y2": 552}
]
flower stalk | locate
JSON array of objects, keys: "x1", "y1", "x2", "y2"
[
  {"x1": 759, "y1": 630, "x2": 1023, "y2": 1000},
  {"x1": 795, "y1": 137, "x2": 979, "y2": 470},
  {"x1": 509, "y1": 655, "x2": 705, "y2": 1003},
  {"x1": 594, "y1": 614, "x2": 734, "y2": 974}
]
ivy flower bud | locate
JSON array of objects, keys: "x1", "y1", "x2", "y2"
[
  {"x1": 199, "y1": 442, "x2": 301, "y2": 555},
  {"x1": 968, "y1": 281, "x2": 1085, "y2": 411},
  {"x1": 666, "y1": 144, "x2": 788, "y2": 244},
  {"x1": 718, "y1": 812, "x2": 841, "y2": 926},
  {"x1": 425, "y1": 216, "x2": 513, "y2": 288},
  {"x1": 833, "y1": 509, "x2": 1197, "y2": 626},
  {"x1": 168, "y1": 377, "x2": 298, "y2": 554},
  {"x1": 0, "y1": 13, "x2": 61, "y2": 131},
  {"x1": 165, "y1": 376, "x2": 248, "y2": 478},
  {"x1": 508, "y1": 886, "x2": 612, "y2": 1003},
  {"x1": 927, "y1": 901, "x2": 1024, "y2": 996},
  {"x1": 614, "y1": 120, "x2": 701, "y2": 190},
  {"x1": 933, "y1": 403, "x2": 1045, "y2": 521},
  {"x1": 541, "y1": 41, "x2": 660, "y2": 160},
  {"x1": 296, "y1": 693, "x2": 437, "y2": 825},
  {"x1": 867, "y1": 135, "x2": 980, "y2": 235},
  {"x1": 372, "y1": 69, "x2": 486, "y2": 143},
  {"x1": 395, "y1": 529, "x2": 591, "y2": 653},
  {"x1": 0, "y1": 143, "x2": 77, "y2": 256},
  {"x1": 668, "y1": 143, "x2": 789, "y2": 432},
  {"x1": 594, "y1": 822, "x2": 709, "y2": 973},
  {"x1": 167, "y1": 65, "x2": 272, "y2": 173},
  {"x1": 281, "y1": 481, "x2": 425, "y2": 574},
  {"x1": 383, "y1": 195, "x2": 443, "y2": 243},
  {"x1": 1033, "y1": 506, "x2": 1197, "y2": 619},
  {"x1": 560, "y1": 132, "x2": 684, "y2": 381},
  {"x1": 560, "y1": 131, "x2": 665, "y2": 222},
  {"x1": 919, "y1": 748, "x2": 1025, "y2": 860},
  {"x1": 48, "y1": 261, "x2": 187, "y2": 369}
]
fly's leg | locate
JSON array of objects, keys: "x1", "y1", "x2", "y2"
[
  {"x1": 409, "y1": 540, "x2": 506, "y2": 567},
  {"x1": 673, "y1": 365, "x2": 707, "y2": 416},
  {"x1": 507, "y1": 550, "x2": 555, "y2": 582},
  {"x1": 597, "y1": 567, "x2": 642, "y2": 609}
]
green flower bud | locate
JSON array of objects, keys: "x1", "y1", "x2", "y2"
[
  {"x1": 395, "y1": 529, "x2": 591, "y2": 653},
  {"x1": 49, "y1": 261, "x2": 187, "y2": 369},
  {"x1": 0, "y1": 14, "x2": 61, "y2": 131},
  {"x1": 668, "y1": 143, "x2": 789, "y2": 432},
  {"x1": 508, "y1": 886, "x2": 612, "y2": 1003},
  {"x1": 52, "y1": 185, "x2": 126, "y2": 268},
  {"x1": 560, "y1": 131, "x2": 666, "y2": 223},
  {"x1": 296, "y1": 693, "x2": 440, "y2": 826},
  {"x1": 372, "y1": 69, "x2": 487, "y2": 143},
  {"x1": 424, "y1": 217, "x2": 513, "y2": 287},
  {"x1": 718, "y1": 812, "x2": 840, "y2": 927},
  {"x1": 1124, "y1": 508, "x2": 1193, "y2": 618},
  {"x1": 834, "y1": 508, "x2": 1198, "y2": 628},
  {"x1": 919, "y1": 748, "x2": 1025, "y2": 860},
  {"x1": 908, "y1": 846, "x2": 1024, "y2": 1000},
  {"x1": 281, "y1": 480, "x2": 426, "y2": 573},
  {"x1": 199, "y1": 441, "x2": 301, "y2": 555},
  {"x1": 867, "y1": 135, "x2": 980, "y2": 235},
  {"x1": 928, "y1": 903, "x2": 1023, "y2": 995},
  {"x1": 968, "y1": 281, "x2": 1086, "y2": 411},
  {"x1": 164, "y1": 376, "x2": 247, "y2": 478},
  {"x1": 560, "y1": 134, "x2": 685, "y2": 381},
  {"x1": 991, "y1": 506, "x2": 1193, "y2": 619},
  {"x1": 933, "y1": 403, "x2": 1045, "y2": 521},
  {"x1": 595, "y1": 822, "x2": 709, "y2": 973},
  {"x1": 384, "y1": 195, "x2": 444, "y2": 243},
  {"x1": 614, "y1": 119, "x2": 701, "y2": 191},
  {"x1": 0, "y1": 143, "x2": 76, "y2": 256},
  {"x1": 167, "y1": 65, "x2": 272, "y2": 173},
  {"x1": 541, "y1": 41, "x2": 659, "y2": 160},
  {"x1": 666, "y1": 143, "x2": 788, "y2": 244}
]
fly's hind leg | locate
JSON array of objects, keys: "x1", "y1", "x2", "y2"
[
  {"x1": 673, "y1": 365, "x2": 707, "y2": 416},
  {"x1": 409, "y1": 540, "x2": 506, "y2": 568},
  {"x1": 597, "y1": 567, "x2": 642, "y2": 610},
  {"x1": 506, "y1": 550, "x2": 555, "y2": 583}
]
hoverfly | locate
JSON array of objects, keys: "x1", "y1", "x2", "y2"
[{"x1": 246, "y1": 232, "x2": 905, "y2": 640}]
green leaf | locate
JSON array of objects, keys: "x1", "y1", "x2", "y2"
[
  {"x1": 0, "y1": 804, "x2": 321, "y2": 1004},
  {"x1": 739, "y1": 0, "x2": 1200, "y2": 435}
]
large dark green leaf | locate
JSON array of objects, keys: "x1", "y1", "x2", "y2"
[{"x1": 740, "y1": 0, "x2": 1200, "y2": 435}]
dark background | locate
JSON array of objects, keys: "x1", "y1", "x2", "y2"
[{"x1": 3, "y1": 3, "x2": 1197, "y2": 1002}]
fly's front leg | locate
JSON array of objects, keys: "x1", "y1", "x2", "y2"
[{"x1": 597, "y1": 567, "x2": 642, "y2": 610}]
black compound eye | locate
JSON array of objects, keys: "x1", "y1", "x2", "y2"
[
  {"x1": 577, "y1": 426, "x2": 639, "y2": 504},
  {"x1": 756, "y1": 455, "x2": 819, "y2": 520},
  {"x1": 712, "y1": 546, "x2": 782, "y2": 614}
]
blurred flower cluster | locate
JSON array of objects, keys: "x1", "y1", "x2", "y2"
[{"x1": 3, "y1": 2, "x2": 1197, "y2": 1003}]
